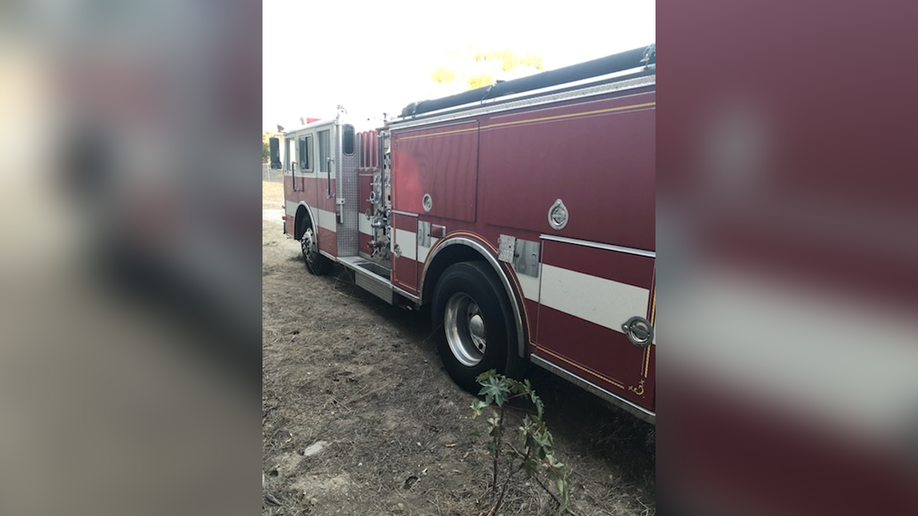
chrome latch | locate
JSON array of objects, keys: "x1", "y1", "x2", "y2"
[
  {"x1": 622, "y1": 316, "x2": 653, "y2": 347},
  {"x1": 548, "y1": 199, "x2": 569, "y2": 230},
  {"x1": 417, "y1": 221, "x2": 431, "y2": 248},
  {"x1": 422, "y1": 193, "x2": 433, "y2": 213}
]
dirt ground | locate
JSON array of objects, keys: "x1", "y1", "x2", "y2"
[{"x1": 262, "y1": 181, "x2": 655, "y2": 515}]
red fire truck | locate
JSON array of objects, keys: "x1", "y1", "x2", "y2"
[{"x1": 271, "y1": 44, "x2": 656, "y2": 423}]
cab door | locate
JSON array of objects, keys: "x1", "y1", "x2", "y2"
[{"x1": 314, "y1": 127, "x2": 338, "y2": 256}]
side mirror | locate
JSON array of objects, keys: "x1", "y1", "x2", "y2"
[{"x1": 269, "y1": 137, "x2": 281, "y2": 170}]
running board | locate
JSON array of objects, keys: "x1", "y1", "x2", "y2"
[
  {"x1": 338, "y1": 256, "x2": 394, "y2": 304},
  {"x1": 530, "y1": 354, "x2": 655, "y2": 425}
]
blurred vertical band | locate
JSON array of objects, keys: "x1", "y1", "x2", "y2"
[
  {"x1": 660, "y1": 1, "x2": 918, "y2": 515},
  {"x1": 0, "y1": 1, "x2": 261, "y2": 515}
]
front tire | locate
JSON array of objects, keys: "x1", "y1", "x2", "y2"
[
  {"x1": 300, "y1": 220, "x2": 331, "y2": 276},
  {"x1": 432, "y1": 262, "x2": 523, "y2": 392}
]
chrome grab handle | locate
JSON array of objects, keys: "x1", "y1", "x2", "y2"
[{"x1": 326, "y1": 157, "x2": 333, "y2": 198}]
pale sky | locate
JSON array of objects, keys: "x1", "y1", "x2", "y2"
[{"x1": 263, "y1": 0, "x2": 655, "y2": 131}]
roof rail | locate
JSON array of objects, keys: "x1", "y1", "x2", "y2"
[{"x1": 399, "y1": 44, "x2": 655, "y2": 118}]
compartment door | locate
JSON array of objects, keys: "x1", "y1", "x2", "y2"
[
  {"x1": 535, "y1": 238, "x2": 655, "y2": 410},
  {"x1": 390, "y1": 120, "x2": 479, "y2": 222},
  {"x1": 391, "y1": 212, "x2": 419, "y2": 294}
]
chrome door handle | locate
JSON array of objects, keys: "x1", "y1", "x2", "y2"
[
  {"x1": 326, "y1": 157, "x2": 333, "y2": 198},
  {"x1": 622, "y1": 316, "x2": 653, "y2": 347}
]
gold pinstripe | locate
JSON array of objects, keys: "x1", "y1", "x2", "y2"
[
  {"x1": 481, "y1": 101, "x2": 655, "y2": 130},
  {"x1": 396, "y1": 126, "x2": 479, "y2": 141},
  {"x1": 643, "y1": 345, "x2": 651, "y2": 379},
  {"x1": 538, "y1": 347, "x2": 626, "y2": 390},
  {"x1": 395, "y1": 101, "x2": 656, "y2": 141},
  {"x1": 643, "y1": 291, "x2": 655, "y2": 378}
]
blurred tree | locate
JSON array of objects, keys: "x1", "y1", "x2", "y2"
[
  {"x1": 432, "y1": 67, "x2": 456, "y2": 84},
  {"x1": 431, "y1": 48, "x2": 544, "y2": 91}
]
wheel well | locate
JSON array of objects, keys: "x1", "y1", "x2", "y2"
[
  {"x1": 421, "y1": 244, "x2": 488, "y2": 306},
  {"x1": 422, "y1": 240, "x2": 530, "y2": 360},
  {"x1": 421, "y1": 238, "x2": 529, "y2": 360},
  {"x1": 294, "y1": 206, "x2": 312, "y2": 240}
]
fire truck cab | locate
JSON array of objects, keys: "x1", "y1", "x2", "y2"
[{"x1": 271, "y1": 44, "x2": 657, "y2": 423}]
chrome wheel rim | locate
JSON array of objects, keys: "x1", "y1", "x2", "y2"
[
  {"x1": 444, "y1": 292, "x2": 487, "y2": 367},
  {"x1": 301, "y1": 227, "x2": 318, "y2": 264}
]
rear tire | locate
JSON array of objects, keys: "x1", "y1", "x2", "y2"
[
  {"x1": 299, "y1": 219, "x2": 332, "y2": 276},
  {"x1": 432, "y1": 262, "x2": 524, "y2": 392}
]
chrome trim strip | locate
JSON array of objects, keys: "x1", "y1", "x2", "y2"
[
  {"x1": 394, "y1": 119, "x2": 478, "y2": 134},
  {"x1": 531, "y1": 355, "x2": 655, "y2": 424},
  {"x1": 335, "y1": 117, "x2": 344, "y2": 214},
  {"x1": 391, "y1": 210, "x2": 419, "y2": 217},
  {"x1": 354, "y1": 271, "x2": 394, "y2": 305},
  {"x1": 320, "y1": 250, "x2": 335, "y2": 260},
  {"x1": 539, "y1": 234, "x2": 655, "y2": 258},
  {"x1": 393, "y1": 285, "x2": 421, "y2": 304},
  {"x1": 419, "y1": 237, "x2": 527, "y2": 359},
  {"x1": 336, "y1": 256, "x2": 359, "y2": 268},
  {"x1": 388, "y1": 75, "x2": 655, "y2": 131},
  {"x1": 337, "y1": 256, "x2": 419, "y2": 304},
  {"x1": 291, "y1": 201, "x2": 319, "y2": 242},
  {"x1": 485, "y1": 89, "x2": 653, "y2": 122},
  {"x1": 283, "y1": 119, "x2": 336, "y2": 134},
  {"x1": 338, "y1": 257, "x2": 396, "y2": 305}
]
